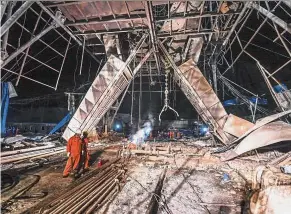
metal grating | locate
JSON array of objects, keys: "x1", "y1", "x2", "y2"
[
  {"x1": 176, "y1": 59, "x2": 233, "y2": 144},
  {"x1": 62, "y1": 55, "x2": 132, "y2": 141}
]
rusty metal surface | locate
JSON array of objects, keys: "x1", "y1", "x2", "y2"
[
  {"x1": 59, "y1": 1, "x2": 148, "y2": 32},
  {"x1": 176, "y1": 59, "x2": 232, "y2": 144},
  {"x1": 223, "y1": 121, "x2": 291, "y2": 160},
  {"x1": 225, "y1": 109, "x2": 291, "y2": 147},
  {"x1": 250, "y1": 186, "x2": 291, "y2": 214},
  {"x1": 223, "y1": 114, "x2": 254, "y2": 137}
]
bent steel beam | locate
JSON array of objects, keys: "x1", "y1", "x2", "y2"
[
  {"x1": 223, "y1": 121, "x2": 291, "y2": 161},
  {"x1": 0, "y1": 1, "x2": 34, "y2": 37}
]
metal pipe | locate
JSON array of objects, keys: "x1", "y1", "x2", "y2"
[
  {"x1": 221, "y1": 16, "x2": 269, "y2": 76},
  {"x1": 37, "y1": 2, "x2": 100, "y2": 64},
  {"x1": 1, "y1": 147, "x2": 65, "y2": 164},
  {"x1": 16, "y1": 9, "x2": 43, "y2": 86},
  {"x1": 85, "y1": 179, "x2": 118, "y2": 214},
  {"x1": 250, "y1": 2, "x2": 291, "y2": 34},
  {"x1": 0, "y1": 145, "x2": 56, "y2": 157},
  {"x1": 15, "y1": 21, "x2": 64, "y2": 57},
  {"x1": 55, "y1": 37, "x2": 71, "y2": 90},
  {"x1": 48, "y1": 159, "x2": 120, "y2": 208},
  {"x1": 272, "y1": 22, "x2": 291, "y2": 57},
  {"x1": 29, "y1": 7, "x2": 70, "y2": 43},
  {"x1": 224, "y1": 7, "x2": 253, "y2": 54},
  {"x1": 1, "y1": 2, "x2": 15, "y2": 54},
  {"x1": 0, "y1": 1, "x2": 34, "y2": 37},
  {"x1": 139, "y1": 70, "x2": 142, "y2": 129},
  {"x1": 221, "y1": 2, "x2": 251, "y2": 49},
  {"x1": 1, "y1": 67, "x2": 55, "y2": 90},
  {"x1": 48, "y1": 166, "x2": 114, "y2": 208},
  {"x1": 257, "y1": 63, "x2": 285, "y2": 112},
  {"x1": 66, "y1": 171, "x2": 122, "y2": 214},
  {"x1": 268, "y1": 59, "x2": 291, "y2": 78},
  {"x1": 74, "y1": 172, "x2": 122, "y2": 214},
  {"x1": 79, "y1": 36, "x2": 85, "y2": 75},
  {"x1": 49, "y1": 169, "x2": 118, "y2": 214},
  {"x1": 1, "y1": 24, "x2": 55, "y2": 67}
]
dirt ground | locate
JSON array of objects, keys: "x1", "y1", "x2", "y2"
[{"x1": 1, "y1": 140, "x2": 274, "y2": 214}]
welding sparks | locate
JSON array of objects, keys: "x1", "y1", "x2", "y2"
[{"x1": 131, "y1": 122, "x2": 152, "y2": 145}]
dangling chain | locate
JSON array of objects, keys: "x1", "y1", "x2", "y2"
[
  {"x1": 164, "y1": 70, "x2": 169, "y2": 108},
  {"x1": 159, "y1": 61, "x2": 179, "y2": 122}
]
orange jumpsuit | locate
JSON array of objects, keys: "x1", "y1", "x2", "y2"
[
  {"x1": 81, "y1": 137, "x2": 90, "y2": 169},
  {"x1": 63, "y1": 135, "x2": 82, "y2": 176}
]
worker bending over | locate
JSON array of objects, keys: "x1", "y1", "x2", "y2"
[
  {"x1": 80, "y1": 131, "x2": 90, "y2": 171},
  {"x1": 63, "y1": 133, "x2": 82, "y2": 178}
]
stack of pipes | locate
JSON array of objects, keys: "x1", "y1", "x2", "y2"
[
  {"x1": 1, "y1": 146, "x2": 66, "y2": 164},
  {"x1": 42, "y1": 164, "x2": 125, "y2": 214}
]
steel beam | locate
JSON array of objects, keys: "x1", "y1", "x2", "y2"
[
  {"x1": 65, "y1": 11, "x2": 240, "y2": 27},
  {"x1": 0, "y1": 1, "x2": 34, "y2": 37},
  {"x1": 158, "y1": 29, "x2": 229, "y2": 38},
  {"x1": 37, "y1": 2, "x2": 100, "y2": 64},
  {"x1": 250, "y1": 2, "x2": 291, "y2": 35},
  {"x1": 144, "y1": 1, "x2": 161, "y2": 74},
  {"x1": 1, "y1": 24, "x2": 55, "y2": 67},
  {"x1": 65, "y1": 13, "x2": 146, "y2": 26}
]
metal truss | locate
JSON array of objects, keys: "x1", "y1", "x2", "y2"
[{"x1": 217, "y1": 1, "x2": 291, "y2": 113}]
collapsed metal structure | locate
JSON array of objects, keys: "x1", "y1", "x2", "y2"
[{"x1": 1, "y1": 1, "x2": 291, "y2": 157}]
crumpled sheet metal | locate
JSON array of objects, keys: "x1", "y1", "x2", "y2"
[
  {"x1": 225, "y1": 109, "x2": 291, "y2": 147},
  {"x1": 223, "y1": 121, "x2": 291, "y2": 161},
  {"x1": 250, "y1": 186, "x2": 291, "y2": 214},
  {"x1": 223, "y1": 114, "x2": 254, "y2": 137}
]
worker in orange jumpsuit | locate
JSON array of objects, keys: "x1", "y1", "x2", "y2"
[
  {"x1": 63, "y1": 133, "x2": 82, "y2": 178},
  {"x1": 79, "y1": 131, "x2": 90, "y2": 171}
]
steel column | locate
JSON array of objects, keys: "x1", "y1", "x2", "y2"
[{"x1": 0, "y1": 1, "x2": 34, "y2": 37}]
